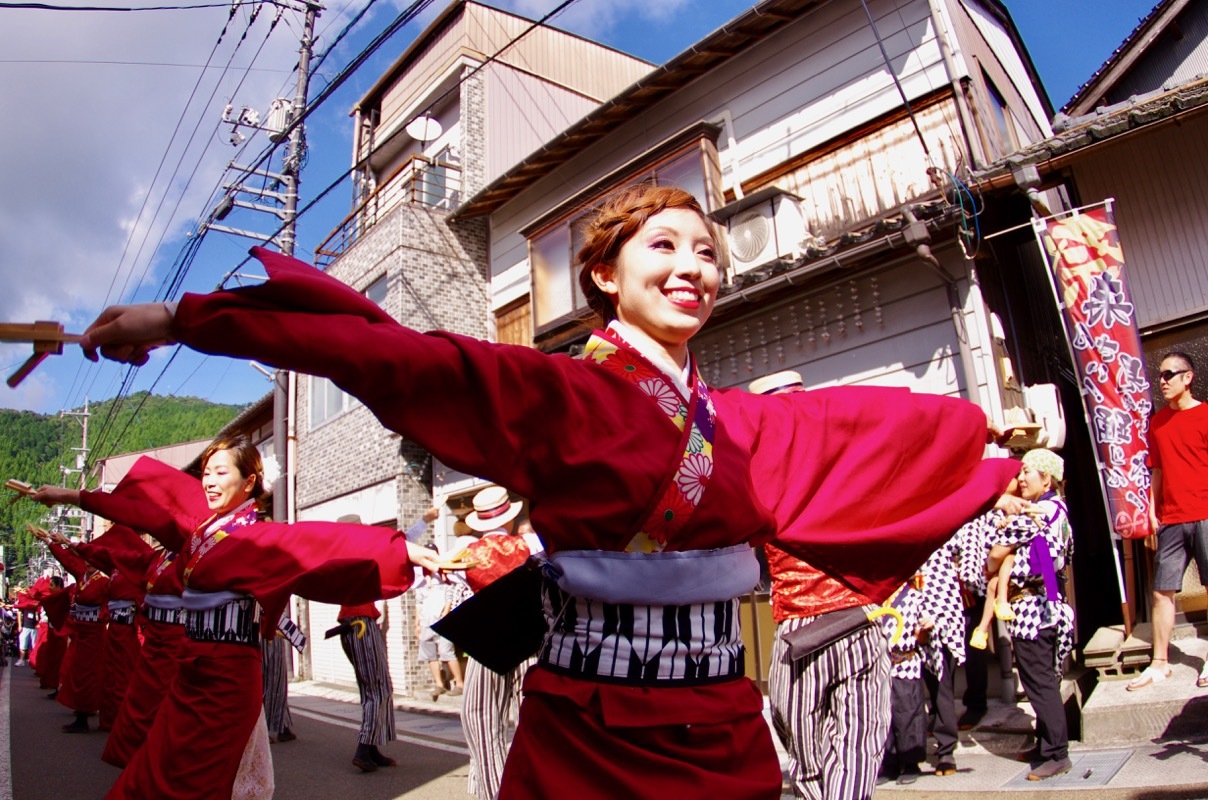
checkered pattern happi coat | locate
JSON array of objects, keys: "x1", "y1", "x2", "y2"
[
  {"x1": 918, "y1": 539, "x2": 967, "y2": 674},
  {"x1": 955, "y1": 510, "x2": 1002, "y2": 597},
  {"x1": 881, "y1": 583, "x2": 928, "y2": 681},
  {"x1": 994, "y1": 498, "x2": 1075, "y2": 672}
]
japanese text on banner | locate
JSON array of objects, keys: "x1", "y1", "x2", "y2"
[{"x1": 1037, "y1": 204, "x2": 1153, "y2": 539}]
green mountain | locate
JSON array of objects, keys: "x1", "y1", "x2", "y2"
[{"x1": 0, "y1": 392, "x2": 244, "y2": 587}]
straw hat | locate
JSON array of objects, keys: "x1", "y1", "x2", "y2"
[
  {"x1": 748, "y1": 370, "x2": 804, "y2": 395},
  {"x1": 465, "y1": 485, "x2": 522, "y2": 532},
  {"x1": 336, "y1": 513, "x2": 362, "y2": 524}
]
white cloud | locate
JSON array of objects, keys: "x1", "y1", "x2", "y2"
[
  {"x1": 0, "y1": 2, "x2": 306, "y2": 322},
  {"x1": 0, "y1": 364, "x2": 57, "y2": 412}
]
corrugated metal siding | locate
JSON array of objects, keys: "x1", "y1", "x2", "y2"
[
  {"x1": 726, "y1": 0, "x2": 950, "y2": 182},
  {"x1": 1106, "y1": 3, "x2": 1208, "y2": 103},
  {"x1": 464, "y1": 4, "x2": 651, "y2": 102},
  {"x1": 1071, "y1": 111, "x2": 1208, "y2": 328},
  {"x1": 485, "y1": 65, "x2": 601, "y2": 189},
  {"x1": 379, "y1": 22, "x2": 463, "y2": 141},
  {"x1": 376, "y1": 5, "x2": 650, "y2": 144},
  {"x1": 774, "y1": 99, "x2": 966, "y2": 238}
]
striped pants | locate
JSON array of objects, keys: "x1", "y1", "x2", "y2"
[
  {"x1": 339, "y1": 618, "x2": 395, "y2": 746},
  {"x1": 461, "y1": 657, "x2": 532, "y2": 800},
  {"x1": 262, "y1": 636, "x2": 293, "y2": 736},
  {"x1": 768, "y1": 615, "x2": 891, "y2": 800}
]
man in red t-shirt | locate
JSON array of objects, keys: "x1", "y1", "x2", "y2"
[{"x1": 1129, "y1": 351, "x2": 1208, "y2": 691}]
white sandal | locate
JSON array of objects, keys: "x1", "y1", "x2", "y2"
[
  {"x1": 1198, "y1": 662, "x2": 1208, "y2": 689},
  {"x1": 1126, "y1": 664, "x2": 1171, "y2": 691}
]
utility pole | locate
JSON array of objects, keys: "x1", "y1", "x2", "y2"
[
  {"x1": 278, "y1": 0, "x2": 318, "y2": 681},
  {"x1": 204, "y1": 2, "x2": 320, "y2": 679},
  {"x1": 59, "y1": 398, "x2": 91, "y2": 539}
]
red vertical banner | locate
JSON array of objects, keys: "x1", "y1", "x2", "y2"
[{"x1": 1034, "y1": 202, "x2": 1153, "y2": 539}]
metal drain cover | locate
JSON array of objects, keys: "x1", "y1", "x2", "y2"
[{"x1": 1003, "y1": 749, "x2": 1133, "y2": 789}]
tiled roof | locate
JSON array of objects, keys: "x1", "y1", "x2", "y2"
[{"x1": 975, "y1": 77, "x2": 1208, "y2": 185}]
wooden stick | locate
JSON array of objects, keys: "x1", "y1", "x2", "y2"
[
  {"x1": 1, "y1": 321, "x2": 82, "y2": 388},
  {"x1": 7, "y1": 353, "x2": 50, "y2": 389},
  {"x1": 5, "y1": 479, "x2": 34, "y2": 495},
  {"x1": 6, "y1": 478, "x2": 34, "y2": 506},
  {"x1": 0, "y1": 323, "x2": 82, "y2": 345}
]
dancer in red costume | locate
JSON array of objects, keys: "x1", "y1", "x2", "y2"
[
  {"x1": 88, "y1": 531, "x2": 144, "y2": 733},
  {"x1": 30, "y1": 574, "x2": 70, "y2": 692},
  {"x1": 34, "y1": 526, "x2": 145, "y2": 732},
  {"x1": 43, "y1": 537, "x2": 109, "y2": 733},
  {"x1": 80, "y1": 185, "x2": 1019, "y2": 799}
]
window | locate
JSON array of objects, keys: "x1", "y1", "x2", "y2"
[
  {"x1": 364, "y1": 274, "x2": 388, "y2": 306},
  {"x1": 309, "y1": 276, "x2": 387, "y2": 428},
  {"x1": 528, "y1": 138, "x2": 720, "y2": 333},
  {"x1": 983, "y1": 71, "x2": 1016, "y2": 155}
]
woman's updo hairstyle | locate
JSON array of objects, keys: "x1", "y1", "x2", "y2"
[
  {"x1": 201, "y1": 434, "x2": 266, "y2": 499},
  {"x1": 576, "y1": 184, "x2": 714, "y2": 324}
]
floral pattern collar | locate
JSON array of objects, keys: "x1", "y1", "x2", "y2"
[
  {"x1": 183, "y1": 499, "x2": 258, "y2": 585},
  {"x1": 581, "y1": 325, "x2": 717, "y2": 553}
]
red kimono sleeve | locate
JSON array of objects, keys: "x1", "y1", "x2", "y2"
[
  {"x1": 48, "y1": 541, "x2": 88, "y2": 582},
  {"x1": 41, "y1": 587, "x2": 72, "y2": 630},
  {"x1": 714, "y1": 386, "x2": 1019, "y2": 602},
  {"x1": 172, "y1": 248, "x2": 678, "y2": 553},
  {"x1": 14, "y1": 590, "x2": 39, "y2": 611},
  {"x1": 187, "y1": 521, "x2": 418, "y2": 636},
  {"x1": 76, "y1": 525, "x2": 156, "y2": 593},
  {"x1": 80, "y1": 490, "x2": 190, "y2": 553}
]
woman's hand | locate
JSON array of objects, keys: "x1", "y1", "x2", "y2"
[
  {"x1": 406, "y1": 541, "x2": 442, "y2": 573},
  {"x1": 80, "y1": 303, "x2": 176, "y2": 365},
  {"x1": 994, "y1": 493, "x2": 1029, "y2": 516},
  {"x1": 31, "y1": 485, "x2": 81, "y2": 509},
  {"x1": 27, "y1": 526, "x2": 71, "y2": 548},
  {"x1": 27, "y1": 525, "x2": 51, "y2": 544}
]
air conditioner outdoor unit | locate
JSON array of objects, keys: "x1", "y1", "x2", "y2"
[
  {"x1": 1023, "y1": 383, "x2": 1067, "y2": 450},
  {"x1": 711, "y1": 187, "x2": 806, "y2": 277}
]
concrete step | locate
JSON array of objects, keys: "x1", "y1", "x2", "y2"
[{"x1": 1080, "y1": 635, "x2": 1208, "y2": 746}]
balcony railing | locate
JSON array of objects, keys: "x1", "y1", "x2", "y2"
[{"x1": 315, "y1": 153, "x2": 462, "y2": 268}]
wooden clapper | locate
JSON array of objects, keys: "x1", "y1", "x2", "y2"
[{"x1": 0, "y1": 322, "x2": 81, "y2": 388}]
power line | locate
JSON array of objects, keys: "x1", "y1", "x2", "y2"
[
  {"x1": 0, "y1": 58, "x2": 288, "y2": 70},
  {"x1": 0, "y1": 0, "x2": 298, "y2": 11},
  {"x1": 82, "y1": 0, "x2": 590, "y2": 447}
]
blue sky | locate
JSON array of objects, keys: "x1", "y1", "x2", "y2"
[{"x1": 0, "y1": 0, "x2": 1160, "y2": 430}]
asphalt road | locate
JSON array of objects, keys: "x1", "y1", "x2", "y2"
[{"x1": 6, "y1": 664, "x2": 471, "y2": 799}]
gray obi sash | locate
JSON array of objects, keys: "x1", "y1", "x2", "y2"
[
  {"x1": 142, "y1": 594, "x2": 184, "y2": 625},
  {"x1": 182, "y1": 589, "x2": 260, "y2": 647},
  {"x1": 70, "y1": 603, "x2": 102, "y2": 623},
  {"x1": 108, "y1": 599, "x2": 137, "y2": 626},
  {"x1": 537, "y1": 545, "x2": 758, "y2": 686}
]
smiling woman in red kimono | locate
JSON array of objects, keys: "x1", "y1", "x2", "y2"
[
  {"x1": 108, "y1": 438, "x2": 427, "y2": 800},
  {"x1": 81, "y1": 185, "x2": 1019, "y2": 799}
]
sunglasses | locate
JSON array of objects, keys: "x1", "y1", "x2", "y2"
[{"x1": 1159, "y1": 369, "x2": 1188, "y2": 382}]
